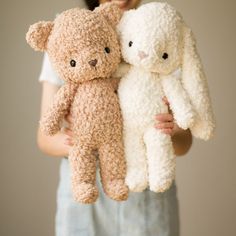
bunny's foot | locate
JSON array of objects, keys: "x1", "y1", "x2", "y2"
[{"x1": 125, "y1": 170, "x2": 148, "y2": 192}]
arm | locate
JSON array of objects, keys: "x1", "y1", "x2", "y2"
[
  {"x1": 37, "y1": 82, "x2": 73, "y2": 157},
  {"x1": 172, "y1": 127, "x2": 192, "y2": 156},
  {"x1": 40, "y1": 82, "x2": 77, "y2": 136}
]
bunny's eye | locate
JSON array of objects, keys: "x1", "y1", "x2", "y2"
[
  {"x1": 70, "y1": 60, "x2": 76, "y2": 67},
  {"x1": 162, "y1": 53, "x2": 169, "y2": 60},
  {"x1": 128, "y1": 41, "x2": 133, "y2": 47},
  {"x1": 105, "y1": 47, "x2": 110, "y2": 53}
]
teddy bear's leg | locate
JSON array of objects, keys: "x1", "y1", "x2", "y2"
[
  {"x1": 144, "y1": 127, "x2": 176, "y2": 193},
  {"x1": 123, "y1": 128, "x2": 148, "y2": 192},
  {"x1": 68, "y1": 143, "x2": 98, "y2": 204},
  {"x1": 98, "y1": 140, "x2": 129, "y2": 201}
]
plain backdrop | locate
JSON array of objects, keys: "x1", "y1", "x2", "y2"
[{"x1": 1, "y1": 0, "x2": 236, "y2": 235}]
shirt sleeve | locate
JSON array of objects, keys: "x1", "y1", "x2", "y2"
[{"x1": 38, "y1": 53, "x2": 64, "y2": 86}]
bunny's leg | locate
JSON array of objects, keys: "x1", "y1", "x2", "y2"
[
  {"x1": 144, "y1": 127, "x2": 176, "y2": 193},
  {"x1": 68, "y1": 142, "x2": 98, "y2": 204},
  {"x1": 98, "y1": 140, "x2": 128, "y2": 201},
  {"x1": 123, "y1": 128, "x2": 148, "y2": 192}
]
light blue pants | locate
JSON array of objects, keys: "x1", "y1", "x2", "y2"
[{"x1": 56, "y1": 158, "x2": 180, "y2": 236}]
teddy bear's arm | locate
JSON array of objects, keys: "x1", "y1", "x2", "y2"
[
  {"x1": 161, "y1": 70, "x2": 195, "y2": 130},
  {"x1": 40, "y1": 83, "x2": 77, "y2": 136}
]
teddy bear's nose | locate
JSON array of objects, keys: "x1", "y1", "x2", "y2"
[
  {"x1": 88, "y1": 59, "x2": 97, "y2": 67},
  {"x1": 138, "y1": 51, "x2": 148, "y2": 60}
]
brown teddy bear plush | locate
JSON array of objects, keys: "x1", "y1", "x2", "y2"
[{"x1": 26, "y1": 3, "x2": 129, "y2": 204}]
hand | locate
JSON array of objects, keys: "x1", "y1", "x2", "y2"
[
  {"x1": 155, "y1": 97, "x2": 181, "y2": 136},
  {"x1": 155, "y1": 97, "x2": 193, "y2": 156},
  {"x1": 110, "y1": 0, "x2": 141, "y2": 10}
]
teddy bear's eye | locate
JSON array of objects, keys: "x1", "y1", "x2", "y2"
[
  {"x1": 162, "y1": 53, "x2": 169, "y2": 60},
  {"x1": 105, "y1": 47, "x2": 110, "y2": 53},
  {"x1": 70, "y1": 60, "x2": 76, "y2": 67},
  {"x1": 128, "y1": 41, "x2": 133, "y2": 47}
]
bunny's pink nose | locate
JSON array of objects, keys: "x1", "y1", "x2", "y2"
[{"x1": 138, "y1": 51, "x2": 148, "y2": 60}]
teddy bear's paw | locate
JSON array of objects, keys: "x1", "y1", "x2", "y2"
[
  {"x1": 73, "y1": 183, "x2": 99, "y2": 204},
  {"x1": 104, "y1": 179, "x2": 129, "y2": 201},
  {"x1": 40, "y1": 121, "x2": 60, "y2": 136},
  {"x1": 125, "y1": 172, "x2": 148, "y2": 192}
]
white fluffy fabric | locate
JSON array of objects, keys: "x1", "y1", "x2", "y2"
[{"x1": 116, "y1": 2, "x2": 215, "y2": 193}]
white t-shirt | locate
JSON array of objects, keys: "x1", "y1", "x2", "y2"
[{"x1": 38, "y1": 53, "x2": 64, "y2": 86}]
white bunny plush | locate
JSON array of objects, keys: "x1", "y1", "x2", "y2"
[{"x1": 116, "y1": 2, "x2": 215, "y2": 193}]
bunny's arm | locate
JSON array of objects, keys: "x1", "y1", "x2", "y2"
[
  {"x1": 161, "y1": 69, "x2": 195, "y2": 130},
  {"x1": 40, "y1": 83, "x2": 77, "y2": 136},
  {"x1": 112, "y1": 61, "x2": 131, "y2": 78}
]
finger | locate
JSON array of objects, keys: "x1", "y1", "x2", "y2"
[
  {"x1": 64, "y1": 141, "x2": 74, "y2": 146},
  {"x1": 64, "y1": 138, "x2": 74, "y2": 146},
  {"x1": 156, "y1": 113, "x2": 173, "y2": 122},
  {"x1": 65, "y1": 128, "x2": 74, "y2": 137},
  {"x1": 61, "y1": 127, "x2": 74, "y2": 137},
  {"x1": 162, "y1": 97, "x2": 173, "y2": 114},
  {"x1": 155, "y1": 122, "x2": 174, "y2": 129},
  {"x1": 162, "y1": 96, "x2": 169, "y2": 105}
]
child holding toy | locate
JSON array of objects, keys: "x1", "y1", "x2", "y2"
[{"x1": 37, "y1": 0, "x2": 192, "y2": 235}]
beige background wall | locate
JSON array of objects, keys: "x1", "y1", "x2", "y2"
[{"x1": 1, "y1": 0, "x2": 235, "y2": 235}]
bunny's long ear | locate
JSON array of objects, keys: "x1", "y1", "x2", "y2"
[
  {"x1": 26, "y1": 21, "x2": 53, "y2": 51},
  {"x1": 181, "y1": 25, "x2": 215, "y2": 140}
]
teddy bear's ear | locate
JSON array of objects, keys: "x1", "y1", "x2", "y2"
[
  {"x1": 181, "y1": 25, "x2": 215, "y2": 140},
  {"x1": 94, "y1": 2, "x2": 122, "y2": 27},
  {"x1": 26, "y1": 21, "x2": 54, "y2": 52}
]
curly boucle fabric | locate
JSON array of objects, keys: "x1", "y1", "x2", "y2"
[
  {"x1": 26, "y1": 2, "x2": 128, "y2": 204},
  {"x1": 116, "y1": 2, "x2": 215, "y2": 193}
]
